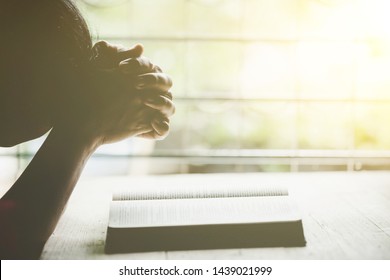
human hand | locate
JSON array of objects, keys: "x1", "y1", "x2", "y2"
[
  {"x1": 91, "y1": 40, "x2": 144, "y2": 71},
  {"x1": 73, "y1": 41, "x2": 174, "y2": 145},
  {"x1": 118, "y1": 55, "x2": 174, "y2": 139}
]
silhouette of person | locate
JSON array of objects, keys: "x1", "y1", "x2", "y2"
[{"x1": 0, "y1": 0, "x2": 175, "y2": 259}]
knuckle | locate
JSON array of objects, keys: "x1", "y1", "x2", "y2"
[
  {"x1": 165, "y1": 75, "x2": 173, "y2": 88},
  {"x1": 165, "y1": 91, "x2": 173, "y2": 100},
  {"x1": 138, "y1": 57, "x2": 150, "y2": 68},
  {"x1": 143, "y1": 58, "x2": 154, "y2": 70},
  {"x1": 157, "y1": 74, "x2": 168, "y2": 88},
  {"x1": 153, "y1": 65, "x2": 163, "y2": 73},
  {"x1": 94, "y1": 40, "x2": 109, "y2": 49},
  {"x1": 129, "y1": 58, "x2": 142, "y2": 68},
  {"x1": 158, "y1": 97, "x2": 172, "y2": 113},
  {"x1": 149, "y1": 74, "x2": 159, "y2": 84},
  {"x1": 161, "y1": 96, "x2": 171, "y2": 107}
]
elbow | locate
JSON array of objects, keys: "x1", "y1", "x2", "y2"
[
  {"x1": 0, "y1": 141, "x2": 17, "y2": 148},
  {"x1": 0, "y1": 135, "x2": 20, "y2": 147}
]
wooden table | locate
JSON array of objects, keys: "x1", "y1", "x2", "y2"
[{"x1": 40, "y1": 172, "x2": 390, "y2": 259}]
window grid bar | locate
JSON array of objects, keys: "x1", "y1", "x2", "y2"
[
  {"x1": 98, "y1": 36, "x2": 370, "y2": 44},
  {"x1": 173, "y1": 97, "x2": 390, "y2": 103}
]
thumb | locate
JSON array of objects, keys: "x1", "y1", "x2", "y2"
[
  {"x1": 116, "y1": 44, "x2": 144, "y2": 62},
  {"x1": 92, "y1": 41, "x2": 144, "y2": 69}
]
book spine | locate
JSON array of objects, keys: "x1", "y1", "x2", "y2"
[{"x1": 113, "y1": 186, "x2": 288, "y2": 201}]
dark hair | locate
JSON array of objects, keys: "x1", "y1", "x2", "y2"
[
  {"x1": 1, "y1": 0, "x2": 92, "y2": 68},
  {"x1": 0, "y1": 0, "x2": 93, "y2": 121}
]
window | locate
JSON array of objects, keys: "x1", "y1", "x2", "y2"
[{"x1": 2, "y1": 0, "x2": 390, "y2": 178}]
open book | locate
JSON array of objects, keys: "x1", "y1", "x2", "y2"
[{"x1": 105, "y1": 184, "x2": 306, "y2": 254}]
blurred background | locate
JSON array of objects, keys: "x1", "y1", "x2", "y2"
[{"x1": 2, "y1": 0, "x2": 390, "y2": 179}]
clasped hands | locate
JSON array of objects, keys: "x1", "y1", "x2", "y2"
[{"x1": 84, "y1": 41, "x2": 175, "y2": 145}]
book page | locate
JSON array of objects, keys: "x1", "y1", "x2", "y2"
[
  {"x1": 113, "y1": 184, "x2": 288, "y2": 201},
  {"x1": 109, "y1": 196, "x2": 300, "y2": 228}
]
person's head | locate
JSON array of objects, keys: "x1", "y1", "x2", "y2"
[{"x1": 0, "y1": 0, "x2": 92, "y2": 146}]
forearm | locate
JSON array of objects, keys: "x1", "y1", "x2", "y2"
[
  {"x1": 0, "y1": 43, "x2": 174, "y2": 259},
  {"x1": 1, "y1": 127, "x2": 99, "y2": 259}
]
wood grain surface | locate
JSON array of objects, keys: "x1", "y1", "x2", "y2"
[{"x1": 37, "y1": 172, "x2": 390, "y2": 259}]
